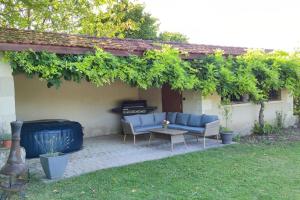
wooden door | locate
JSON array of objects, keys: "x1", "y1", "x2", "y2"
[{"x1": 161, "y1": 85, "x2": 183, "y2": 112}]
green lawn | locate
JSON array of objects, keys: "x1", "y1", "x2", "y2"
[{"x1": 26, "y1": 141, "x2": 300, "y2": 200}]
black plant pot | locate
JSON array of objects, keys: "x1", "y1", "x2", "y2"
[{"x1": 220, "y1": 132, "x2": 233, "y2": 144}]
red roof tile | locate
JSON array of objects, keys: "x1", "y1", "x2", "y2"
[{"x1": 0, "y1": 28, "x2": 251, "y2": 58}]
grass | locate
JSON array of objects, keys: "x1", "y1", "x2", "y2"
[{"x1": 25, "y1": 141, "x2": 300, "y2": 200}]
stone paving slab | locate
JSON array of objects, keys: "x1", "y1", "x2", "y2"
[{"x1": 25, "y1": 134, "x2": 229, "y2": 182}]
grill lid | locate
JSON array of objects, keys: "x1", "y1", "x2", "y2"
[{"x1": 111, "y1": 100, "x2": 157, "y2": 116}]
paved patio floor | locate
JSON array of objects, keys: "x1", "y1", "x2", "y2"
[{"x1": 27, "y1": 134, "x2": 227, "y2": 181}]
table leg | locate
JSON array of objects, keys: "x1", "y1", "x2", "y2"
[
  {"x1": 171, "y1": 137, "x2": 174, "y2": 151},
  {"x1": 170, "y1": 134, "x2": 186, "y2": 151},
  {"x1": 148, "y1": 133, "x2": 152, "y2": 145}
]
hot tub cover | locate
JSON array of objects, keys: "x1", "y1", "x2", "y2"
[{"x1": 20, "y1": 119, "x2": 83, "y2": 158}]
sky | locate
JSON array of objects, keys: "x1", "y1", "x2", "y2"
[{"x1": 139, "y1": 0, "x2": 300, "y2": 51}]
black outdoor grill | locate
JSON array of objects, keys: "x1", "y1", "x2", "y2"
[{"x1": 111, "y1": 100, "x2": 157, "y2": 116}]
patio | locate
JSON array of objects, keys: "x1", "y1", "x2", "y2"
[{"x1": 27, "y1": 134, "x2": 226, "y2": 181}]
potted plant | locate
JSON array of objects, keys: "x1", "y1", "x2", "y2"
[
  {"x1": 220, "y1": 127, "x2": 234, "y2": 144},
  {"x1": 0, "y1": 133, "x2": 12, "y2": 148},
  {"x1": 162, "y1": 120, "x2": 170, "y2": 128},
  {"x1": 219, "y1": 101, "x2": 234, "y2": 144},
  {"x1": 36, "y1": 135, "x2": 71, "y2": 179}
]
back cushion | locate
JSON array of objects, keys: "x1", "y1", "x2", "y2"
[
  {"x1": 154, "y1": 113, "x2": 166, "y2": 125},
  {"x1": 175, "y1": 113, "x2": 190, "y2": 126},
  {"x1": 124, "y1": 115, "x2": 142, "y2": 127},
  {"x1": 167, "y1": 112, "x2": 177, "y2": 124},
  {"x1": 201, "y1": 115, "x2": 218, "y2": 125},
  {"x1": 140, "y1": 114, "x2": 155, "y2": 126},
  {"x1": 187, "y1": 114, "x2": 202, "y2": 127}
]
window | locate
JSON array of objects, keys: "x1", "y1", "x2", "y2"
[
  {"x1": 268, "y1": 90, "x2": 281, "y2": 101},
  {"x1": 223, "y1": 90, "x2": 281, "y2": 104},
  {"x1": 222, "y1": 94, "x2": 250, "y2": 104}
]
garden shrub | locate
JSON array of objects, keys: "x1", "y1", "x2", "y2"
[
  {"x1": 274, "y1": 111, "x2": 286, "y2": 129},
  {"x1": 252, "y1": 121, "x2": 282, "y2": 135}
]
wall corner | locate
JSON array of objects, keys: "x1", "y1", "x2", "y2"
[{"x1": 0, "y1": 54, "x2": 16, "y2": 134}]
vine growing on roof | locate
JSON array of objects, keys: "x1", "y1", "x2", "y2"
[
  {"x1": 5, "y1": 45, "x2": 198, "y2": 90},
  {"x1": 4, "y1": 45, "x2": 300, "y2": 130}
]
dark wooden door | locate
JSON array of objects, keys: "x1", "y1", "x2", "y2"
[{"x1": 161, "y1": 85, "x2": 182, "y2": 112}]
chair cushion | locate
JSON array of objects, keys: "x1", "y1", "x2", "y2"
[
  {"x1": 154, "y1": 112, "x2": 166, "y2": 125},
  {"x1": 167, "y1": 112, "x2": 177, "y2": 124},
  {"x1": 184, "y1": 126, "x2": 205, "y2": 134},
  {"x1": 124, "y1": 115, "x2": 142, "y2": 127},
  {"x1": 201, "y1": 115, "x2": 219, "y2": 126},
  {"x1": 175, "y1": 113, "x2": 190, "y2": 126},
  {"x1": 134, "y1": 125, "x2": 162, "y2": 133},
  {"x1": 168, "y1": 124, "x2": 189, "y2": 131},
  {"x1": 187, "y1": 114, "x2": 202, "y2": 127},
  {"x1": 140, "y1": 114, "x2": 155, "y2": 126},
  {"x1": 168, "y1": 124, "x2": 205, "y2": 134}
]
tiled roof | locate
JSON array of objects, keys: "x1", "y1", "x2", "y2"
[{"x1": 0, "y1": 28, "x2": 250, "y2": 58}]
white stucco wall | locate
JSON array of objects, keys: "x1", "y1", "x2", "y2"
[
  {"x1": 0, "y1": 55, "x2": 16, "y2": 134},
  {"x1": 139, "y1": 88, "x2": 162, "y2": 112},
  {"x1": 182, "y1": 90, "x2": 202, "y2": 114},
  {"x1": 12, "y1": 71, "x2": 297, "y2": 137},
  {"x1": 139, "y1": 89, "x2": 203, "y2": 114},
  {"x1": 203, "y1": 90, "x2": 296, "y2": 135},
  {"x1": 14, "y1": 75, "x2": 139, "y2": 137}
]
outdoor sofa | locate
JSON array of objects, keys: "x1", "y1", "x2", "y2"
[{"x1": 121, "y1": 112, "x2": 220, "y2": 147}]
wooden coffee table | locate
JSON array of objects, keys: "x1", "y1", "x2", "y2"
[{"x1": 149, "y1": 128, "x2": 187, "y2": 151}]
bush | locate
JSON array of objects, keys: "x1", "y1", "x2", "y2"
[
  {"x1": 275, "y1": 111, "x2": 285, "y2": 129},
  {"x1": 252, "y1": 121, "x2": 280, "y2": 135}
]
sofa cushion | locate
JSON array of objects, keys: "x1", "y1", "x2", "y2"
[
  {"x1": 168, "y1": 124, "x2": 205, "y2": 134},
  {"x1": 175, "y1": 113, "x2": 190, "y2": 125},
  {"x1": 201, "y1": 115, "x2": 219, "y2": 126},
  {"x1": 167, "y1": 112, "x2": 177, "y2": 124},
  {"x1": 154, "y1": 112, "x2": 166, "y2": 125},
  {"x1": 168, "y1": 124, "x2": 189, "y2": 131},
  {"x1": 134, "y1": 125, "x2": 162, "y2": 133},
  {"x1": 184, "y1": 126, "x2": 205, "y2": 134},
  {"x1": 140, "y1": 114, "x2": 155, "y2": 126},
  {"x1": 124, "y1": 115, "x2": 141, "y2": 127},
  {"x1": 187, "y1": 114, "x2": 202, "y2": 127}
]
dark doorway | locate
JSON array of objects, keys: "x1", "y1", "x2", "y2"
[{"x1": 161, "y1": 84, "x2": 182, "y2": 112}]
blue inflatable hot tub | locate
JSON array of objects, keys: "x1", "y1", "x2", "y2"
[{"x1": 20, "y1": 119, "x2": 83, "y2": 158}]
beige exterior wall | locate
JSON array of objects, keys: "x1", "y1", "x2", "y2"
[
  {"x1": 138, "y1": 89, "x2": 203, "y2": 114},
  {"x1": 12, "y1": 71, "x2": 296, "y2": 137},
  {"x1": 204, "y1": 90, "x2": 296, "y2": 135},
  {"x1": 14, "y1": 75, "x2": 139, "y2": 137},
  {"x1": 201, "y1": 93, "x2": 221, "y2": 115},
  {"x1": 138, "y1": 88, "x2": 162, "y2": 112},
  {"x1": 0, "y1": 55, "x2": 16, "y2": 134},
  {"x1": 182, "y1": 90, "x2": 202, "y2": 114}
]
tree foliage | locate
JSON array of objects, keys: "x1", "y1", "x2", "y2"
[
  {"x1": 158, "y1": 31, "x2": 189, "y2": 43},
  {"x1": 0, "y1": 0, "x2": 91, "y2": 32},
  {"x1": 0, "y1": 0, "x2": 188, "y2": 41},
  {"x1": 122, "y1": 2, "x2": 159, "y2": 40},
  {"x1": 0, "y1": 0, "x2": 156, "y2": 38}
]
